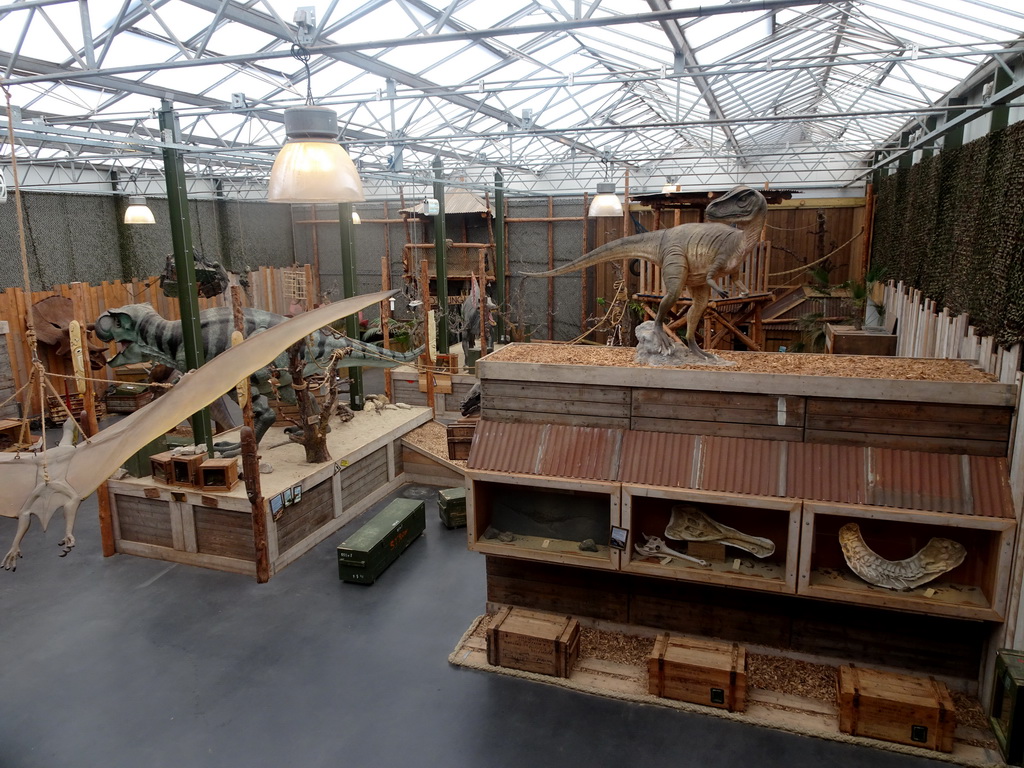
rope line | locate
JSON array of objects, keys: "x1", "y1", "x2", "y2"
[{"x1": 768, "y1": 229, "x2": 864, "y2": 279}]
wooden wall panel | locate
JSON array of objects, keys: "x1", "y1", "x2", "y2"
[
  {"x1": 276, "y1": 477, "x2": 334, "y2": 553},
  {"x1": 341, "y1": 446, "x2": 389, "y2": 508},
  {"x1": 194, "y1": 506, "x2": 254, "y2": 560},
  {"x1": 114, "y1": 494, "x2": 174, "y2": 548}
]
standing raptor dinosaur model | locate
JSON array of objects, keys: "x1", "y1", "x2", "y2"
[
  {"x1": 94, "y1": 303, "x2": 423, "y2": 451},
  {"x1": 1, "y1": 291, "x2": 399, "y2": 571},
  {"x1": 523, "y1": 185, "x2": 768, "y2": 358}
]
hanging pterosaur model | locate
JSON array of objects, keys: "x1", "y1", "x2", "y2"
[{"x1": 1, "y1": 290, "x2": 398, "y2": 571}]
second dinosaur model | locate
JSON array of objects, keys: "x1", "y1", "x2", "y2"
[
  {"x1": 94, "y1": 303, "x2": 423, "y2": 451},
  {"x1": 523, "y1": 185, "x2": 768, "y2": 358}
]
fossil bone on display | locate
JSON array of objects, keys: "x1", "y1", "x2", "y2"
[
  {"x1": 665, "y1": 505, "x2": 775, "y2": 558},
  {"x1": 634, "y1": 534, "x2": 710, "y2": 567},
  {"x1": 838, "y1": 522, "x2": 967, "y2": 591}
]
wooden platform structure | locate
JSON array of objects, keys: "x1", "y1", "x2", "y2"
[
  {"x1": 106, "y1": 407, "x2": 448, "y2": 579},
  {"x1": 466, "y1": 346, "x2": 1019, "y2": 694}
]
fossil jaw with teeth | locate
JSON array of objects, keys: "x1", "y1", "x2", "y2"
[{"x1": 838, "y1": 522, "x2": 966, "y2": 592}]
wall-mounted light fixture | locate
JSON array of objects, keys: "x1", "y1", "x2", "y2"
[
  {"x1": 267, "y1": 44, "x2": 364, "y2": 204},
  {"x1": 588, "y1": 182, "x2": 623, "y2": 218},
  {"x1": 124, "y1": 195, "x2": 156, "y2": 224},
  {"x1": 351, "y1": 210, "x2": 361, "y2": 225}
]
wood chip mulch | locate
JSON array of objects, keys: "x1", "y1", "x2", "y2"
[
  {"x1": 486, "y1": 344, "x2": 996, "y2": 383},
  {"x1": 747, "y1": 653, "x2": 837, "y2": 702},
  {"x1": 580, "y1": 627, "x2": 655, "y2": 668},
  {"x1": 403, "y1": 420, "x2": 467, "y2": 467}
]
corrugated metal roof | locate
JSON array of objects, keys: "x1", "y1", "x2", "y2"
[
  {"x1": 467, "y1": 420, "x2": 1014, "y2": 518},
  {"x1": 619, "y1": 431, "x2": 697, "y2": 487},
  {"x1": 787, "y1": 442, "x2": 868, "y2": 505},
  {"x1": 401, "y1": 188, "x2": 495, "y2": 217},
  {"x1": 701, "y1": 436, "x2": 784, "y2": 497},
  {"x1": 536, "y1": 424, "x2": 621, "y2": 481}
]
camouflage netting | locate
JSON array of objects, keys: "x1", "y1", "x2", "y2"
[
  {"x1": 0, "y1": 191, "x2": 294, "y2": 292},
  {"x1": 872, "y1": 120, "x2": 1024, "y2": 347}
]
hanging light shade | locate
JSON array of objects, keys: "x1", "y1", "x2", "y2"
[
  {"x1": 124, "y1": 196, "x2": 156, "y2": 224},
  {"x1": 351, "y1": 210, "x2": 361, "y2": 225},
  {"x1": 588, "y1": 182, "x2": 623, "y2": 218},
  {"x1": 267, "y1": 106, "x2": 364, "y2": 203}
]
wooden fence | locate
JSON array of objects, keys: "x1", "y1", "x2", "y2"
[
  {"x1": 0, "y1": 265, "x2": 315, "y2": 415},
  {"x1": 883, "y1": 280, "x2": 1022, "y2": 385}
]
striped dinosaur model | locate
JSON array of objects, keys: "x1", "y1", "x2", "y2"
[
  {"x1": 95, "y1": 303, "x2": 422, "y2": 449},
  {"x1": 523, "y1": 185, "x2": 767, "y2": 358}
]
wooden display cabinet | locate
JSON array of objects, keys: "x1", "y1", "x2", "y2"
[
  {"x1": 799, "y1": 502, "x2": 1016, "y2": 621},
  {"x1": 622, "y1": 486, "x2": 800, "y2": 594},
  {"x1": 468, "y1": 471, "x2": 622, "y2": 571}
]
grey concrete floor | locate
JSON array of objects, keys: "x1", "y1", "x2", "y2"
[{"x1": 0, "y1": 479, "x2": 953, "y2": 768}]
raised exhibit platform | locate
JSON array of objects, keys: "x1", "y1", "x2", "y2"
[
  {"x1": 467, "y1": 345, "x2": 1020, "y2": 695},
  {"x1": 107, "y1": 406, "x2": 437, "y2": 578}
]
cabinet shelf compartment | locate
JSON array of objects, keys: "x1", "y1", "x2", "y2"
[
  {"x1": 798, "y1": 502, "x2": 1015, "y2": 621},
  {"x1": 467, "y1": 471, "x2": 621, "y2": 570},
  {"x1": 622, "y1": 486, "x2": 800, "y2": 594}
]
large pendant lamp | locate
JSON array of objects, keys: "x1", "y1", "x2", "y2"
[
  {"x1": 267, "y1": 105, "x2": 364, "y2": 203},
  {"x1": 124, "y1": 195, "x2": 156, "y2": 224},
  {"x1": 588, "y1": 181, "x2": 623, "y2": 218}
]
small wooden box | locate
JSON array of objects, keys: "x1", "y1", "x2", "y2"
[
  {"x1": 838, "y1": 665, "x2": 955, "y2": 752},
  {"x1": 169, "y1": 453, "x2": 206, "y2": 487},
  {"x1": 199, "y1": 458, "x2": 239, "y2": 492},
  {"x1": 446, "y1": 417, "x2": 478, "y2": 460},
  {"x1": 487, "y1": 606, "x2": 580, "y2": 678},
  {"x1": 149, "y1": 450, "x2": 178, "y2": 483},
  {"x1": 438, "y1": 486, "x2": 467, "y2": 529},
  {"x1": 648, "y1": 633, "x2": 747, "y2": 712}
]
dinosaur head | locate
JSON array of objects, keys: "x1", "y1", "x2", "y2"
[
  {"x1": 705, "y1": 186, "x2": 767, "y2": 225},
  {"x1": 94, "y1": 304, "x2": 177, "y2": 368}
]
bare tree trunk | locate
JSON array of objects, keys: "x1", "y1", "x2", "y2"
[{"x1": 289, "y1": 344, "x2": 332, "y2": 464}]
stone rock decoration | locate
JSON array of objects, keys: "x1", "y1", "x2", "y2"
[{"x1": 838, "y1": 522, "x2": 967, "y2": 591}]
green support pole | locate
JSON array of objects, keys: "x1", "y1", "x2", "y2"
[
  {"x1": 339, "y1": 202, "x2": 364, "y2": 410},
  {"x1": 159, "y1": 99, "x2": 212, "y2": 452},
  {"x1": 432, "y1": 157, "x2": 448, "y2": 356},
  {"x1": 493, "y1": 169, "x2": 506, "y2": 345}
]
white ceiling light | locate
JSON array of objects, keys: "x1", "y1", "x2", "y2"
[
  {"x1": 588, "y1": 182, "x2": 623, "y2": 218},
  {"x1": 267, "y1": 106, "x2": 364, "y2": 203},
  {"x1": 124, "y1": 195, "x2": 155, "y2": 224}
]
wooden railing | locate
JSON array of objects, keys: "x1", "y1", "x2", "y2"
[{"x1": 0, "y1": 265, "x2": 315, "y2": 415}]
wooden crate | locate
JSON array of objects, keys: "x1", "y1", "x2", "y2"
[
  {"x1": 648, "y1": 633, "x2": 747, "y2": 712},
  {"x1": 104, "y1": 385, "x2": 154, "y2": 415},
  {"x1": 149, "y1": 450, "x2": 177, "y2": 483},
  {"x1": 837, "y1": 665, "x2": 955, "y2": 752},
  {"x1": 170, "y1": 453, "x2": 206, "y2": 487},
  {"x1": 337, "y1": 498, "x2": 426, "y2": 584},
  {"x1": 486, "y1": 606, "x2": 580, "y2": 678},
  {"x1": 199, "y1": 458, "x2": 240, "y2": 492},
  {"x1": 447, "y1": 417, "x2": 478, "y2": 460}
]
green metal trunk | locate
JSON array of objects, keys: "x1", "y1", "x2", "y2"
[
  {"x1": 337, "y1": 499, "x2": 425, "y2": 584},
  {"x1": 438, "y1": 486, "x2": 467, "y2": 529}
]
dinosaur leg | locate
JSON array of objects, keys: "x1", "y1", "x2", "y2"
[
  {"x1": 652, "y1": 287, "x2": 684, "y2": 354},
  {"x1": 58, "y1": 494, "x2": 81, "y2": 557},
  {"x1": 2, "y1": 514, "x2": 31, "y2": 571},
  {"x1": 684, "y1": 284, "x2": 715, "y2": 359}
]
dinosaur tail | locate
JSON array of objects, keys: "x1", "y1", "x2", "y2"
[
  {"x1": 520, "y1": 230, "x2": 665, "y2": 277},
  {"x1": 318, "y1": 335, "x2": 424, "y2": 368}
]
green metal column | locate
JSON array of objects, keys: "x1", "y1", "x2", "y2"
[
  {"x1": 339, "y1": 201, "x2": 364, "y2": 410},
  {"x1": 159, "y1": 99, "x2": 212, "y2": 451},
  {"x1": 432, "y1": 157, "x2": 448, "y2": 355},
  {"x1": 493, "y1": 169, "x2": 506, "y2": 344}
]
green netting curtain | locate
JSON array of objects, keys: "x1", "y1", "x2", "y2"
[{"x1": 872, "y1": 121, "x2": 1024, "y2": 347}]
